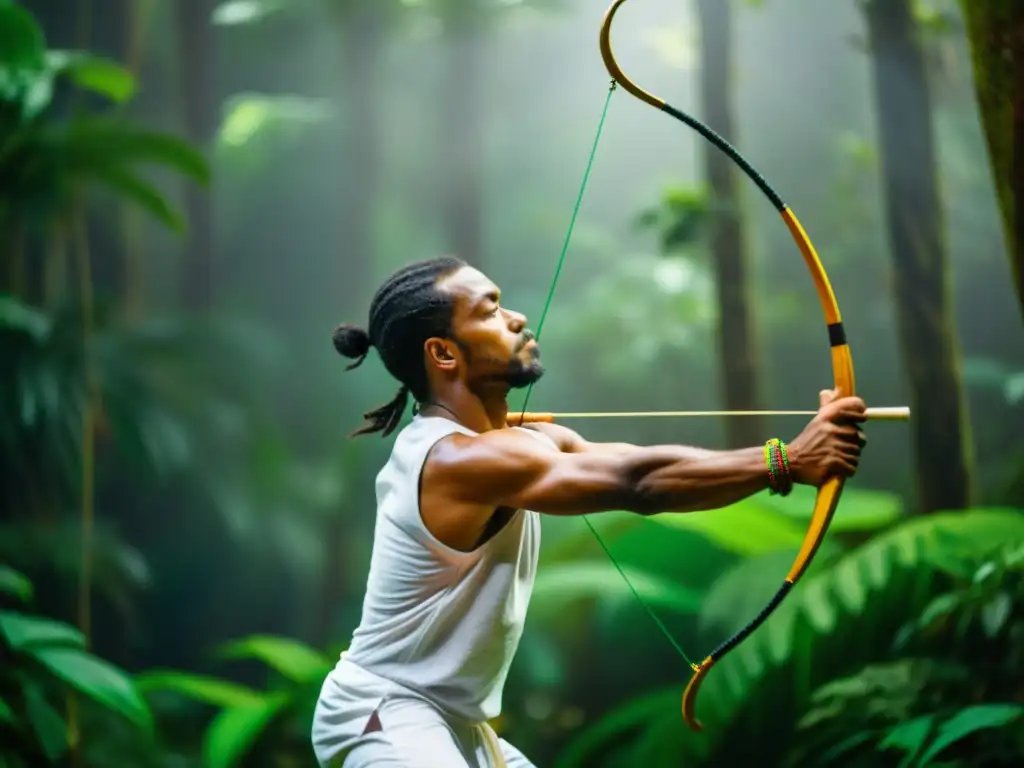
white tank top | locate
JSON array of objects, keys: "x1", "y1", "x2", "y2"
[{"x1": 342, "y1": 414, "x2": 546, "y2": 722}]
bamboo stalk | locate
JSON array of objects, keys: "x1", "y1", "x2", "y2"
[{"x1": 69, "y1": 201, "x2": 98, "y2": 767}]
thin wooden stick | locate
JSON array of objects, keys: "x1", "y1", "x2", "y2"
[{"x1": 508, "y1": 406, "x2": 910, "y2": 425}]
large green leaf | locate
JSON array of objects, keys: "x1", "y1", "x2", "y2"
[
  {"x1": 1, "y1": 115, "x2": 209, "y2": 226},
  {"x1": 63, "y1": 118, "x2": 210, "y2": 183},
  {"x1": 532, "y1": 562, "x2": 703, "y2": 618},
  {"x1": 914, "y1": 704, "x2": 1023, "y2": 765},
  {"x1": 0, "y1": 13, "x2": 136, "y2": 124},
  {"x1": 0, "y1": 566, "x2": 32, "y2": 602},
  {"x1": 0, "y1": 1, "x2": 46, "y2": 76},
  {"x1": 202, "y1": 693, "x2": 290, "y2": 768},
  {"x1": 216, "y1": 635, "x2": 333, "y2": 684},
  {"x1": 28, "y1": 646, "x2": 153, "y2": 733},
  {"x1": 540, "y1": 503, "x2": 806, "y2": 578},
  {"x1": 0, "y1": 295, "x2": 50, "y2": 339},
  {"x1": 757, "y1": 485, "x2": 905, "y2": 532},
  {"x1": 0, "y1": 611, "x2": 85, "y2": 651},
  {"x1": 46, "y1": 51, "x2": 136, "y2": 103},
  {"x1": 688, "y1": 509, "x2": 1024, "y2": 762},
  {"x1": 878, "y1": 713, "x2": 936, "y2": 759},
  {"x1": 1, "y1": 118, "x2": 207, "y2": 214},
  {"x1": 217, "y1": 92, "x2": 333, "y2": 149},
  {"x1": 660, "y1": 486, "x2": 903, "y2": 552},
  {"x1": 134, "y1": 671, "x2": 263, "y2": 709},
  {"x1": 562, "y1": 509, "x2": 1024, "y2": 766},
  {"x1": 86, "y1": 162, "x2": 187, "y2": 232},
  {"x1": 650, "y1": 500, "x2": 810, "y2": 555},
  {"x1": 698, "y1": 548, "x2": 834, "y2": 641},
  {"x1": 21, "y1": 682, "x2": 67, "y2": 762}
]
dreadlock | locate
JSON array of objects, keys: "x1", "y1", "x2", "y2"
[{"x1": 332, "y1": 255, "x2": 468, "y2": 437}]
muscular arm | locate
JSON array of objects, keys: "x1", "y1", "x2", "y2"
[
  {"x1": 522, "y1": 421, "x2": 718, "y2": 459},
  {"x1": 424, "y1": 427, "x2": 771, "y2": 518}
]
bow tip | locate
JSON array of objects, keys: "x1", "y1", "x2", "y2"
[
  {"x1": 681, "y1": 659, "x2": 712, "y2": 733},
  {"x1": 681, "y1": 690, "x2": 704, "y2": 733}
]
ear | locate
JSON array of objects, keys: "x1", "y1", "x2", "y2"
[{"x1": 424, "y1": 337, "x2": 459, "y2": 373}]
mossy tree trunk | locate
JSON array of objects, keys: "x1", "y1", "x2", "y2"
[
  {"x1": 697, "y1": 0, "x2": 764, "y2": 448},
  {"x1": 864, "y1": 0, "x2": 975, "y2": 514},
  {"x1": 442, "y1": 4, "x2": 485, "y2": 267},
  {"x1": 335, "y1": 1, "x2": 381, "y2": 310},
  {"x1": 174, "y1": 0, "x2": 218, "y2": 309},
  {"x1": 311, "y1": 0, "x2": 385, "y2": 648},
  {"x1": 957, "y1": 0, "x2": 1024, "y2": 321}
]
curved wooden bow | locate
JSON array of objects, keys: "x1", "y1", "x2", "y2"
[{"x1": 597, "y1": 0, "x2": 857, "y2": 732}]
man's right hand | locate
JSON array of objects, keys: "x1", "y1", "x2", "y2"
[{"x1": 788, "y1": 389, "x2": 868, "y2": 487}]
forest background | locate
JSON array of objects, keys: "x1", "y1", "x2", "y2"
[{"x1": 1, "y1": 0, "x2": 1023, "y2": 766}]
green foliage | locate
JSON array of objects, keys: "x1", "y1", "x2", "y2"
[
  {"x1": 215, "y1": 92, "x2": 335, "y2": 183},
  {"x1": 0, "y1": 0, "x2": 134, "y2": 116},
  {"x1": 1, "y1": 1, "x2": 1019, "y2": 766},
  {"x1": 218, "y1": 93, "x2": 334, "y2": 151},
  {"x1": 137, "y1": 635, "x2": 336, "y2": 768},
  {"x1": 792, "y1": 539, "x2": 1024, "y2": 766},
  {"x1": 0, "y1": 518, "x2": 150, "y2": 619},
  {"x1": 0, "y1": 293, "x2": 283, "y2": 508},
  {"x1": 0, "y1": 566, "x2": 154, "y2": 766},
  {"x1": 508, "y1": 487, "x2": 902, "y2": 762},
  {"x1": 0, "y1": 284, "x2": 338, "y2": 640},
  {"x1": 217, "y1": 635, "x2": 336, "y2": 684},
  {"x1": 554, "y1": 509, "x2": 1024, "y2": 766},
  {"x1": 0, "y1": 0, "x2": 208, "y2": 232},
  {"x1": 541, "y1": 252, "x2": 716, "y2": 384},
  {"x1": 884, "y1": 704, "x2": 1023, "y2": 767},
  {"x1": 213, "y1": 0, "x2": 293, "y2": 27},
  {"x1": 634, "y1": 185, "x2": 711, "y2": 255},
  {"x1": 525, "y1": 487, "x2": 901, "y2": 665},
  {"x1": 898, "y1": 538, "x2": 1023, "y2": 649},
  {"x1": 0, "y1": 565, "x2": 33, "y2": 602},
  {"x1": 532, "y1": 561, "x2": 704, "y2": 620}
]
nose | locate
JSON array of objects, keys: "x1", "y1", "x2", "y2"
[{"x1": 505, "y1": 308, "x2": 527, "y2": 332}]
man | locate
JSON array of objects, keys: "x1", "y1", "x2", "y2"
[{"x1": 312, "y1": 256, "x2": 867, "y2": 768}]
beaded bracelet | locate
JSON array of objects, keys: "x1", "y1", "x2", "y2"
[{"x1": 764, "y1": 438, "x2": 793, "y2": 496}]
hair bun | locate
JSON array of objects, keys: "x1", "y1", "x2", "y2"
[{"x1": 332, "y1": 323, "x2": 372, "y2": 368}]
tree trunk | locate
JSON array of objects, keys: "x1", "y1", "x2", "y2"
[
  {"x1": 442, "y1": 15, "x2": 485, "y2": 267},
  {"x1": 336, "y1": 6, "x2": 379, "y2": 311},
  {"x1": 310, "y1": 4, "x2": 383, "y2": 648},
  {"x1": 174, "y1": 0, "x2": 217, "y2": 309},
  {"x1": 120, "y1": 0, "x2": 150, "y2": 320},
  {"x1": 957, "y1": 0, "x2": 1024, "y2": 322},
  {"x1": 864, "y1": 0, "x2": 975, "y2": 514},
  {"x1": 696, "y1": 0, "x2": 763, "y2": 449}
]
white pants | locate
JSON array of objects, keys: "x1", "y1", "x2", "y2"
[
  {"x1": 338, "y1": 697, "x2": 536, "y2": 768},
  {"x1": 312, "y1": 661, "x2": 537, "y2": 768}
]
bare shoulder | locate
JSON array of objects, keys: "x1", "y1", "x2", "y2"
[
  {"x1": 423, "y1": 426, "x2": 562, "y2": 507},
  {"x1": 423, "y1": 422, "x2": 643, "y2": 516},
  {"x1": 426, "y1": 427, "x2": 560, "y2": 476},
  {"x1": 518, "y1": 422, "x2": 588, "y2": 452},
  {"x1": 519, "y1": 422, "x2": 636, "y2": 455}
]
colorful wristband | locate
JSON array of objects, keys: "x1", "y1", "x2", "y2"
[{"x1": 764, "y1": 438, "x2": 792, "y2": 496}]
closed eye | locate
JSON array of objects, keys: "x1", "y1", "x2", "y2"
[{"x1": 476, "y1": 290, "x2": 502, "y2": 316}]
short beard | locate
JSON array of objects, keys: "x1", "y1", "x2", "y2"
[
  {"x1": 454, "y1": 336, "x2": 545, "y2": 390},
  {"x1": 503, "y1": 357, "x2": 545, "y2": 389}
]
